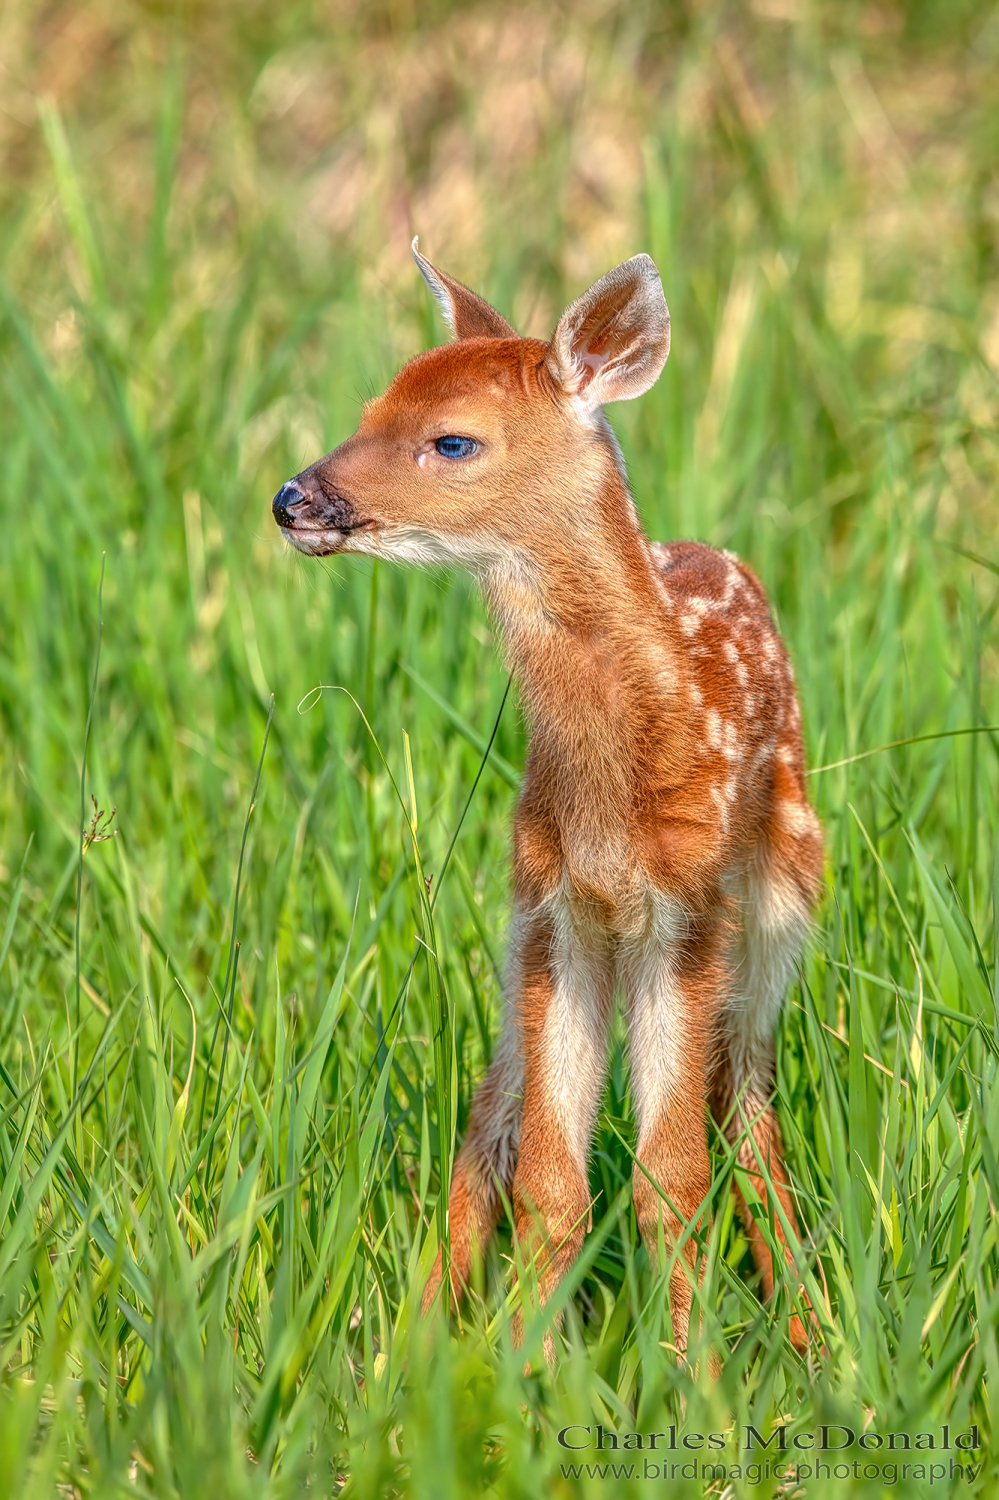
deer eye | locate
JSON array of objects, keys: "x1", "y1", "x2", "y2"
[{"x1": 435, "y1": 435, "x2": 477, "y2": 459}]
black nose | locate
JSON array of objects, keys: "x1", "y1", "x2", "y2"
[{"x1": 272, "y1": 481, "x2": 306, "y2": 527}]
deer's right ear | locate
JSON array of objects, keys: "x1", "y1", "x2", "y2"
[
  {"x1": 412, "y1": 237, "x2": 517, "y2": 341},
  {"x1": 547, "y1": 254, "x2": 670, "y2": 409}
]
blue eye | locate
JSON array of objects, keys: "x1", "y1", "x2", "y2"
[{"x1": 435, "y1": 435, "x2": 477, "y2": 459}]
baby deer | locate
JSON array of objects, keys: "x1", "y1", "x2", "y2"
[{"x1": 272, "y1": 241, "x2": 823, "y2": 1355}]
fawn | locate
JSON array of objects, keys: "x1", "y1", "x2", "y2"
[{"x1": 272, "y1": 241, "x2": 823, "y2": 1356}]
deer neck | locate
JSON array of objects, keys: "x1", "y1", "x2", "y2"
[{"x1": 481, "y1": 460, "x2": 682, "y2": 907}]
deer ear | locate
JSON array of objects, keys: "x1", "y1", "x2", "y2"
[
  {"x1": 412, "y1": 237, "x2": 517, "y2": 341},
  {"x1": 547, "y1": 254, "x2": 670, "y2": 409}
]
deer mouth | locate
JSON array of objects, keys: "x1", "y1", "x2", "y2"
[{"x1": 271, "y1": 479, "x2": 371, "y2": 555}]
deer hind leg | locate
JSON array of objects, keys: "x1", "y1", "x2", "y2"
[
  {"x1": 422, "y1": 1008, "x2": 523, "y2": 1314},
  {"x1": 623, "y1": 910, "x2": 722, "y2": 1357},
  {"x1": 713, "y1": 836, "x2": 821, "y2": 1350},
  {"x1": 510, "y1": 902, "x2": 615, "y2": 1357}
]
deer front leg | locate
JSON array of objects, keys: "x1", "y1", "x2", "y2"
[
  {"x1": 511, "y1": 902, "x2": 615, "y2": 1353},
  {"x1": 623, "y1": 918, "x2": 720, "y2": 1356}
]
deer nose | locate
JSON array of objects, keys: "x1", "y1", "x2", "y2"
[{"x1": 272, "y1": 481, "x2": 307, "y2": 528}]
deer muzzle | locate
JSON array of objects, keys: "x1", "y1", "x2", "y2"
[{"x1": 272, "y1": 474, "x2": 365, "y2": 555}]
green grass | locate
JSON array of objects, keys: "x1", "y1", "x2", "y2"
[{"x1": 1, "y1": 2, "x2": 999, "y2": 1495}]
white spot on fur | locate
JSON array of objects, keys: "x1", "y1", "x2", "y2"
[
  {"x1": 710, "y1": 778, "x2": 736, "y2": 831},
  {"x1": 656, "y1": 663, "x2": 676, "y2": 697},
  {"x1": 680, "y1": 594, "x2": 719, "y2": 637},
  {"x1": 751, "y1": 737, "x2": 778, "y2": 774},
  {"x1": 679, "y1": 595, "x2": 714, "y2": 636},
  {"x1": 779, "y1": 799, "x2": 819, "y2": 840}
]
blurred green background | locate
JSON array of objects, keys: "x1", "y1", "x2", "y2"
[{"x1": 1, "y1": 1, "x2": 998, "y2": 1495}]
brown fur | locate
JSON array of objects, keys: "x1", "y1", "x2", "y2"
[{"x1": 272, "y1": 246, "x2": 824, "y2": 1358}]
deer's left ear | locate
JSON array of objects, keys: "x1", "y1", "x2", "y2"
[
  {"x1": 412, "y1": 237, "x2": 517, "y2": 341},
  {"x1": 547, "y1": 254, "x2": 670, "y2": 408}
]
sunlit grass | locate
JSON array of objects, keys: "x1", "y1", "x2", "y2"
[{"x1": 1, "y1": 2, "x2": 998, "y2": 1495}]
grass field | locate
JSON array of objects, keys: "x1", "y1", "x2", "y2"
[{"x1": 1, "y1": 2, "x2": 999, "y2": 1495}]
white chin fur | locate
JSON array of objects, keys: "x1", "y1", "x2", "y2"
[
  {"x1": 359, "y1": 525, "x2": 519, "y2": 573},
  {"x1": 283, "y1": 522, "x2": 529, "y2": 580}
]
